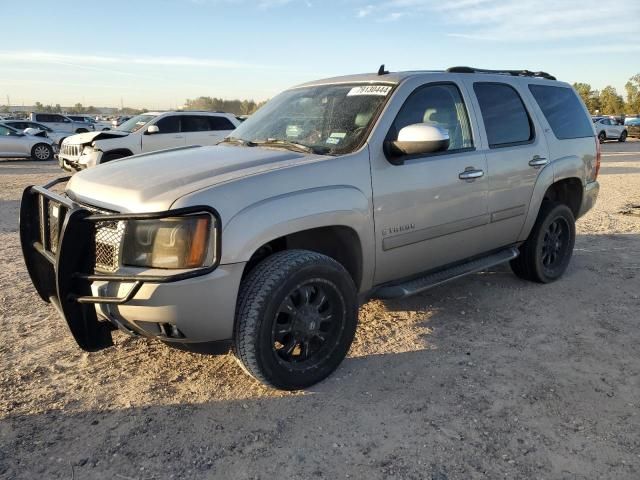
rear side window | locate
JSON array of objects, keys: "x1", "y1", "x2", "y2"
[
  {"x1": 35, "y1": 114, "x2": 52, "y2": 122},
  {"x1": 529, "y1": 85, "x2": 594, "y2": 139},
  {"x1": 474, "y1": 83, "x2": 533, "y2": 148},
  {"x1": 181, "y1": 115, "x2": 210, "y2": 132},
  {"x1": 207, "y1": 116, "x2": 236, "y2": 131}
]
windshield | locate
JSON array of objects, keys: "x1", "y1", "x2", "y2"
[
  {"x1": 116, "y1": 114, "x2": 156, "y2": 133},
  {"x1": 228, "y1": 83, "x2": 394, "y2": 155}
]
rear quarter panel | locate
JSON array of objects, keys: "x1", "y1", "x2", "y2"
[{"x1": 516, "y1": 80, "x2": 596, "y2": 241}]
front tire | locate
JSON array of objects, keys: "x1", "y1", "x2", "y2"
[
  {"x1": 598, "y1": 131, "x2": 606, "y2": 143},
  {"x1": 234, "y1": 250, "x2": 358, "y2": 390},
  {"x1": 510, "y1": 202, "x2": 576, "y2": 283},
  {"x1": 31, "y1": 143, "x2": 53, "y2": 161},
  {"x1": 619, "y1": 131, "x2": 627, "y2": 142}
]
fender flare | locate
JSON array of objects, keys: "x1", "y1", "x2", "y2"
[
  {"x1": 220, "y1": 185, "x2": 373, "y2": 286},
  {"x1": 517, "y1": 155, "x2": 586, "y2": 242}
]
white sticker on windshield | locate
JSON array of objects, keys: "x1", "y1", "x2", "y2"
[{"x1": 347, "y1": 85, "x2": 392, "y2": 96}]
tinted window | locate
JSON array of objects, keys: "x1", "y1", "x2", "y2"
[
  {"x1": 207, "y1": 116, "x2": 235, "y2": 131},
  {"x1": 391, "y1": 83, "x2": 474, "y2": 151},
  {"x1": 529, "y1": 85, "x2": 594, "y2": 139},
  {"x1": 0, "y1": 126, "x2": 12, "y2": 135},
  {"x1": 155, "y1": 116, "x2": 180, "y2": 134},
  {"x1": 35, "y1": 114, "x2": 53, "y2": 122},
  {"x1": 474, "y1": 83, "x2": 533, "y2": 147},
  {"x1": 181, "y1": 115, "x2": 211, "y2": 132}
]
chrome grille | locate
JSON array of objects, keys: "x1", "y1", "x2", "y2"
[{"x1": 61, "y1": 144, "x2": 82, "y2": 158}]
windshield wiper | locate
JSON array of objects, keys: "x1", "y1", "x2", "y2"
[
  {"x1": 221, "y1": 136, "x2": 257, "y2": 147},
  {"x1": 252, "y1": 139, "x2": 328, "y2": 155}
]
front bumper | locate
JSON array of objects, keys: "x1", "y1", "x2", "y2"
[
  {"x1": 19, "y1": 178, "x2": 240, "y2": 352},
  {"x1": 58, "y1": 149, "x2": 102, "y2": 172}
]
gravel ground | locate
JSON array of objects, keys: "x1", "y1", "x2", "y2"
[{"x1": 1, "y1": 141, "x2": 639, "y2": 480}]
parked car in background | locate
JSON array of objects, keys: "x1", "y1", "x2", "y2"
[
  {"x1": 111, "y1": 116, "x2": 132, "y2": 128},
  {"x1": 29, "y1": 113, "x2": 94, "y2": 134},
  {"x1": 23, "y1": 67, "x2": 600, "y2": 389},
  {"x1": 592, "y1": 116, "x2": 627, "y2": 142},
  {"x1": 0, "y1": 123, "x2": 57, "y2": 160},
  {"x1": 59, "y1": 111, "x2": 240, "y2": 171},
  {"x1": 624, "y1": 117, "x2": 640, "y2": 138},
  {"x1": 1, "y1": 120, "x2": 67, "y2": 145},
  {"x1": 68, "y1": 115, "x2": 98, "y2": 127}
]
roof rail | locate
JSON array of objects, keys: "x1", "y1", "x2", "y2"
[{"x1": 446, "y1": 66, "x2": 556, "y2": 81}]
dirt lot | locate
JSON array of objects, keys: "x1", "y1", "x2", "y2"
[{"x1": 1, "y1": 142, "x2": 639, "y2": 480}]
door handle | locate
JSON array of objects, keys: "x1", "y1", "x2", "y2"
[
  {"x1": 458, "y1": 168, "x2": 484, "y2": 181},
  {"x1": 174, "y1": 135, "x2": 184, "y2": 139},
  {"x1": 529, "y1": 155, "x2": 548, "y2": 167}
]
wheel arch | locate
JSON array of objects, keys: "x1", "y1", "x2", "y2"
[
  {"x1": 101, "y1": 148, "x2": 134, "y2": 160},
  {"x1": 217, "y1": 186, "x2": 373, "y2": 292},
  {"x1": 518, "y1": 155, "x2": 585, "y2": 242}
]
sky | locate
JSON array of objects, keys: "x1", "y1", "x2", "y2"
[{"x1": 1, "y1": 0, "x2": 638, "y2": 109}]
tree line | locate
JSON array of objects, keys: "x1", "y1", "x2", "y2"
[
  {"x1": 0, "y1": 97, "x2": 266, "y2": 116},
  {"x1": 2, "y1": 73, "x2": 638, "y2": 117},
  {"x1": 182, "y1": 97, "x2": 267, "y2": 115},
  {"x1": 573, "y1": 73, "x2": 640, "y2": 115}
]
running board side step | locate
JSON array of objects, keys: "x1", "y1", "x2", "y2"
[{"x1": 373, "y1": 247, "x2": 519, "y2": 299}]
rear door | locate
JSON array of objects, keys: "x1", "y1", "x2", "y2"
[
  {"x1": 141, "y1": 115, "x2": 185, "y2": 152},
  {"x1": 181, "y1": 115, "x2": 213, "y2": 146},
  {"x1": 463, "y1": 80, "x2": 549, "y2": 246}
]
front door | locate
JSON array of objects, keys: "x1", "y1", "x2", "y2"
[
  {"x1": 141, "y1": 115, "x2": 185, "y2": 152},
  {"x1": 370, "y1": 80, "x2": 490, "y2": 285}
]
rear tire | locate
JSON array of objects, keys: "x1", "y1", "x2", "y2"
[
  {"x1": 76, "y1": 128, "x2": 88, "y2": 133},
  {"x1": 234, "y1": 250, "x2": 358, "y2": 390},
  {"x1": 619, "y1": 131, "x2": 627, "y2": 142},
  {"x1": 31, "y1": 143, "x2": 53, "y2": 161},
  {"x1": 510, "y1": 202, "x2": 576, "y2": 283}
]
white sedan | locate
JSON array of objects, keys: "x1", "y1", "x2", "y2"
[{"x1": 0, "y1": 123, "x2": 58, "y2": 161}]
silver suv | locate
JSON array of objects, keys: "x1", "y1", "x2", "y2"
[{"x1": 20, "y1": 67, "x2": 600, "y2": 390}]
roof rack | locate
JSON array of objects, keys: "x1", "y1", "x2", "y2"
[{"x1": 446, "y1": 66, "x2": 556, "y2": 81}]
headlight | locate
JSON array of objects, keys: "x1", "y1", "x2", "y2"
[{"x1": 122, "y1": 214, "x2": 216, "y2": 269}]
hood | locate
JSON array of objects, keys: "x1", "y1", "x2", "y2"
[
  {"x1": 64, "y1": 130, "x2": 129, "y2": 145},
  {"x1": 66, "y1": 145, "x2": 327, "y2": 212}
]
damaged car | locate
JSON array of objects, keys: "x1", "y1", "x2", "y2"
[{"x1": 58, "y1": 111, "x2": 240, "y2": 171}]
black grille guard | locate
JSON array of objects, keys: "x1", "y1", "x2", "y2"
[{"x1": 19, "y1": 177, "x2": 221, "y2": 351}]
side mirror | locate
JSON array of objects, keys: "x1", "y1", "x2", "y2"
[
  {"x1": 146, "y1": 125, "x2": 160, "y2": 135},
  {"x1": 385, "y1": 123, "x2": 450, "y2": 165}
]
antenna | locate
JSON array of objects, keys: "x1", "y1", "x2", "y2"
[{"x1": 378, "y1": 64, "x2": 389, "y2": 76}]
